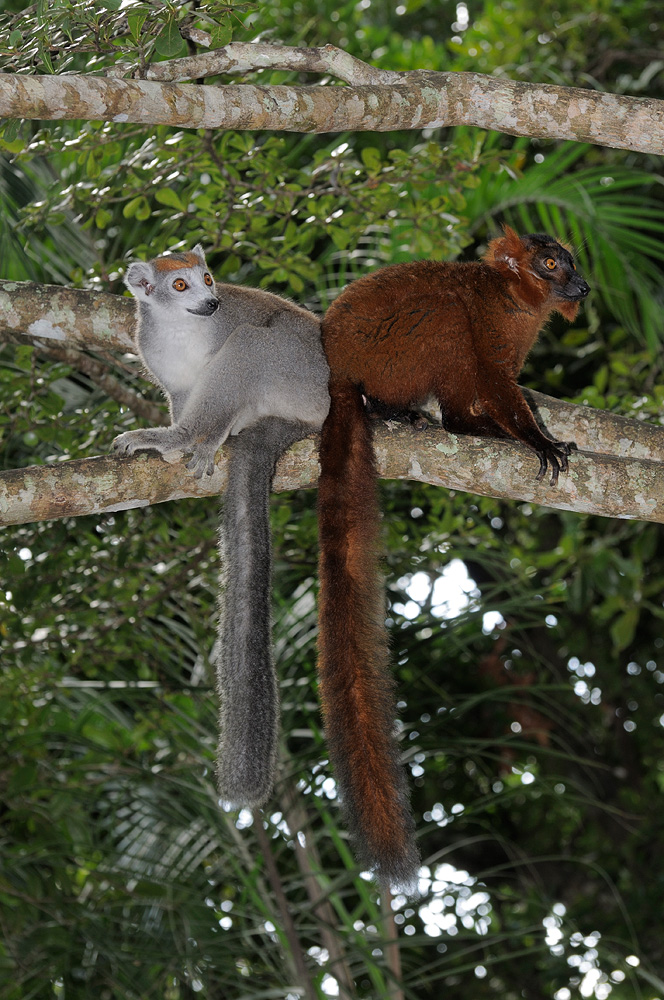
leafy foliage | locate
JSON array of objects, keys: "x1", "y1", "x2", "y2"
[{"x1": 1, "y1": 2, "x2": 664, "y2": 999}]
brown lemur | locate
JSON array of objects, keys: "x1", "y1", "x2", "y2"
[
  {"x1": 114, "y1": 245, "x2": 330, "y2": 808},
  {"x1": 316, "y1": 227, "x2": 590, "y2": 889}
]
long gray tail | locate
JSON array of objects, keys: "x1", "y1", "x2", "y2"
[{"x1": 215, "y1": 417, "x2": 310, "y2": 807}]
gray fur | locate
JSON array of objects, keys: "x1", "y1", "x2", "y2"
[
  {"x1": 115, "y1": 247, "x2": 330, "y2": 805},
  {"x1": 216, "y1": 418, "x2": 310, "y2": 805}
]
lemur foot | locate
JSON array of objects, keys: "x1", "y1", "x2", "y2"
[
  {"x1": 186, "y1": 448, "x2": 218, "y2": 479},
  {"x1": 112, "y1": 429, "x2": 161, "y2": 456},
  {"x1": 535, "y1": 439, "x2": 575, "y2": 487},
  {"x1": 112, "y1": 429, "x2": 186, "y2": 466}
]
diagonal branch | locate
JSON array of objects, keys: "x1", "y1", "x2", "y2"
[{"x1": 37, "y1": 342, "x2": 166, "y2": 425}]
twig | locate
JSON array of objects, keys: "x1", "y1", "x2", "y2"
[
  {"x1": 252, "y1": 810, "x2": 319, "y2": 1000},
  {"x1": 38, "y1": 342, "x2": 166, "y2": 424},
  {"x1": 139, "y1": 42, "x2": 400, "y2": 85},
  {"x1": 281, "y1": 781, "x2": 356, "y2": 998},
  {"x1": 380, "y1": 888, "x2": 404, "y2": 1000}
]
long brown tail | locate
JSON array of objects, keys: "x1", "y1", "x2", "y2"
[{"x1": 317, "y1": 378, "x2": 419, "y2": 889}]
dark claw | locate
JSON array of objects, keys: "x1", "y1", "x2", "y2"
[
  {"x1": 535, "y1": 439, "x2": 576, "y2": 488},
  {"x1": 549, "y1": 454, "x2": 561, "y2": 487}
]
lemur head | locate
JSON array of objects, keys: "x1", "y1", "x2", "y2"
[
  {"x1": 124, "y1": 244, "x2": 219, "y2": 316},
  {"x1": 485, "y1": 226, "x2": 590, "y2": 320}
]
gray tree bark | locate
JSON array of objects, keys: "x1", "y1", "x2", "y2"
[{"x1": 0, "y1": 42, "x2": 662, "y2": 153}]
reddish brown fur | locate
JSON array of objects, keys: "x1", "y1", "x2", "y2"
[
  {"x1": 317, "y1": 228, "x2": 588, "y2": 887},
  {"x1": 153, "y1": 252, "x2": 201, "y2": 272},
  {"x1": 317, "y1": 383, "x2": 418, "y2": 887}
]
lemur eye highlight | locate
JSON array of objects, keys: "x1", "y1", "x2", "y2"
[
  {"x1": 204, "y1": 273, "x2": 213, "y2": 287},
  {"x1": 545, "y1": 258, "x2": 557, "y2": 270},
  {"x1": 173, "y1": 278, "x2": 188, "y2": 291}
]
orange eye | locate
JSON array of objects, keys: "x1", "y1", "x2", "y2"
[
  {"x1": 173, "y1": 278, "x2": 188, "y2": 291},
  {"x1": 545, "y1": 258, "x2": 556, "y2": 270},
  {"x1": 204, "y1": 273, "x2": 213, "y2": 287}
]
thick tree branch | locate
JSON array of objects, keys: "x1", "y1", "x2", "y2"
[
  {"x1": 1, "y1": 420, "x2": 663, "y2": 528},
  {"x1": 0, "y1": 279, "x2": 134, "y2": 352},
  {"x1": 1, "y1": 62, "x2": 662, "y2": 153}
]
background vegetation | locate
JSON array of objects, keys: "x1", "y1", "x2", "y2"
[{"x1": 1, "y1": 1, "x2": 664, "y2": 998}]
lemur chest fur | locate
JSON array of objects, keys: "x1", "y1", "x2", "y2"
[{"x1": 138, "y1": 314, "x2": 220, "y2": 396}]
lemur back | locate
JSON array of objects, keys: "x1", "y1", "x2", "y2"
[{"x1": 115, "y1": 246, "x2": 329, "y2": 807}]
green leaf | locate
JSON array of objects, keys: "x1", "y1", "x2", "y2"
[
  {"x1": 38, "y1": 42, "x2": 54, "y2": 74},
  {"x1": 127, "y1": 12, "x2": 146, "y2": 40},
  {"x1": 155, "y1": 20, "x2": 186, "y2": 58},
  {"x1": 610, "y1": 606, "x2": 639, "y2": 651},
  {"x1": 0, "y1": 119, "x2": 21, "y2": 143},
  {"x1": 210, "y1": 20, "x2": 233, "y2": 48},
  {"x1": 288, "y1": 272, "x2": 304, "y2": 293},
  {"x1": 361, "y1": 146, "x2": 382, "y2": 172},
  {"x1": 95, "y1": 208, "x2": 112, "y2": 229},
  {"x1": 328, "y1": 226, "x2": 350, "y2": 250},
  {"x1": 86, "y1": 152, "x2": 101, "y2": 179},
  {"x1": 135, "y1": 197, "x2": 151, "y2": 221},
  {"x1": 155, "y1": 187, "x2": 184, "y2": 211},
  {"x1": 123, "y1": 196, "x2": 144, "y2": 219}
]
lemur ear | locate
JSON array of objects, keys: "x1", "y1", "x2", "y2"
[
  {"x1": 191, "y1": 244, "x2": 207, "y2": 264},
  {"x1": 125, "y1": 261, "x2": 155, "y2": 297},
  {"x1": 484, "y1": 225, "x2": 524, "y2": 274}
]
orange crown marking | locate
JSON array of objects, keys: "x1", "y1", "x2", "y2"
[{"x1": 153, "y1": 252, "x2": 200, "y2": 272}]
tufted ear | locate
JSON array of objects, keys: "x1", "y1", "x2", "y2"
[
  {"x1": 190, "y1": 244, "x2": 207, "y2": 265},
  {"x1": 124, "y1": 261, "x2": 156, "y2": 297},
  {"x1": 483, "y1": 225, "x2": 524, "y2": 274}
]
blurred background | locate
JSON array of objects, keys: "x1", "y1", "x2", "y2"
[{"x1": 1, "y1": 1, "x2": 663, "y2": 997}]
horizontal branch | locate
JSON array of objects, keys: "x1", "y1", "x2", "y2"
[
  {"x1": 0, "y1": 279, "x2": 134, "y2": 353},
  {"x1": 1, "y1": 65, "x2": 662, "y2": 153},
  {"x1": 1, "y1": 416, "x2": 663, "y2": 528},
  {"x1": 137, "y1": 42, "x2": 399, "y2": 86}
]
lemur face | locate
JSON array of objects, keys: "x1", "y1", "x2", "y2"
[
  {"x1": 523, "y1": 234, "x2": 590, "y2": 302},
  {"x1": 124, "y1": 245, "x2": 219, "y2": 315}
]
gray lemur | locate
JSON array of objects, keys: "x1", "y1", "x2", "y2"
[{"x1": 114, "y1": 245, "x2": 330, "y2": 807}]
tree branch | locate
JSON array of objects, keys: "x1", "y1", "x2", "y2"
[
  {"x1": 280, "y1": 781, "x2": 356, "y2": 998},
  {"x1": 251, "y1": 811, "x2": 319, "y2": 1000},
  {"x1": 0, "y1": 279, "x2": 134, "y2": 353},
  {"x1": 36, "y1": 341, "x2": 166, "y2": 425},
  {"x1": 1, "y1": 63, "x2": 662, "y2": 154},
  {"x1": 1, "y1": 417, "x2": 663, "y2": 528},
  {"x1": 137, "y1": 42, "x2": 400, "y2": 86}
]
